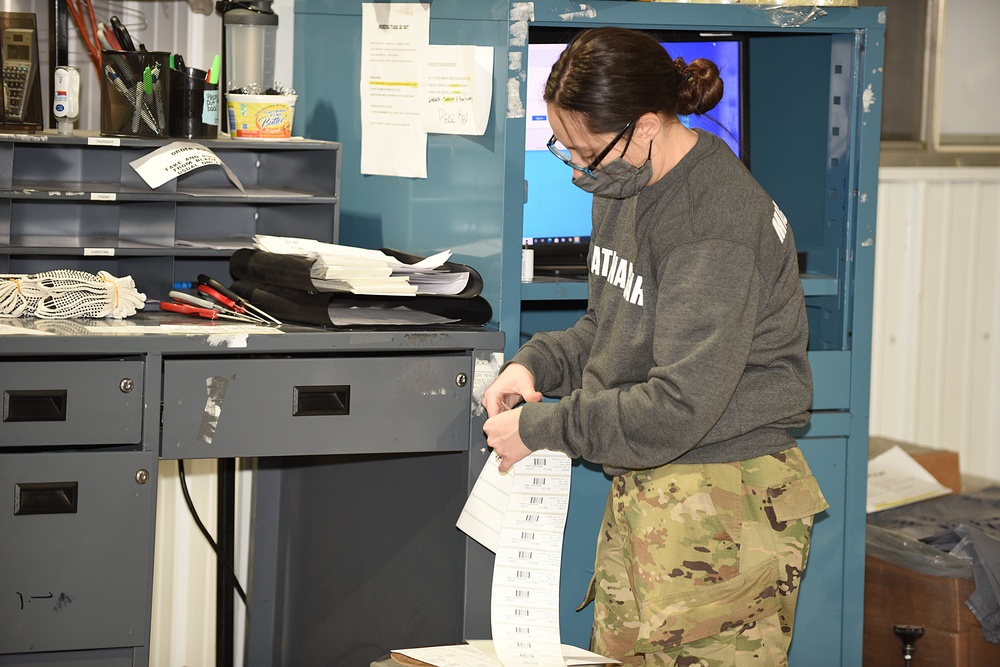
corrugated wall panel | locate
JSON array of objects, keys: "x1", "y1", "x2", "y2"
[
  {"x1": 151, "y1": 460, "x2": 217, "y2": 667},
  {"x1": 872, "y1": 167, "x2": 1000, "y2": 480}
]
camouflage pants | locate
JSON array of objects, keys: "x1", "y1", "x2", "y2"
[{"x1": 584, "y1": 447, "x2": 828, "y2": 666}]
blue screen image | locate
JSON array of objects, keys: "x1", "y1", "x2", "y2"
[{"x1": 522, "y1": 37, "x2": 743, "y2": 246}]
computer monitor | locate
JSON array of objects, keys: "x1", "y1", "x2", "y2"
[{"x1": 523, "y1": 27, "x2": 748, "y2": 276}]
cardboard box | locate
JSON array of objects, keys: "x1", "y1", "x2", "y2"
[
  {"x1": 864, "y1": 438, "x2": 1000, "y2": 664},
  {"x1": 863, "y1": 554, "x2": 1000, "y2": 666},
  {"x1": 869, "y1": 435, "x2": 962, "y2": 494}
]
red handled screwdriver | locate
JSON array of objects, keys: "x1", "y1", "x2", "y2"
[
  {"x1": 160, "y1": 301, "x2": 256, "y2": 322},
  {"x1": 197, "y1": 274, "x2": 281, "y2": 324}
]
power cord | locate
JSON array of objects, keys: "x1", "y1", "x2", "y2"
[{"x1": 177, "y1": 459, "x2": 248, "y2": 604}]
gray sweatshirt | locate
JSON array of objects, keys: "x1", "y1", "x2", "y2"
[{"x1": 513, "y1": 130, "x2": 812, "y2": 474}]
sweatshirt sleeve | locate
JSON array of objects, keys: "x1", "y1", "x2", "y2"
[
  {"x1": 518, "y1": 238, "x2": 761, "y2": 468},
  {"x1": 510, "y1": 309, "x2": 598, "y2": 397}
]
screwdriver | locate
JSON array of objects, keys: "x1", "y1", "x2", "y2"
[
  {"x1": 169, "y1": 290, "x2": 260, "y2": 323},
  {"x1": 197, "y1": 274, "x2": 281, "y2": 324},
  {"x1": 196, "y1": 284, "x2": 266, "y2": 323},
  {"x1": 160, "y1": 301, "x2": 257, "y2": 322}
]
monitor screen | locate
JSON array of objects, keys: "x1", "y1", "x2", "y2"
[{"x1": 522, "y1": 28, "x2": 748, "y2": 265}]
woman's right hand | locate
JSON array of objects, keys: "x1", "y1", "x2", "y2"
[{"x1": 483, "y1": 362, "x2": 543, "y2": 418}]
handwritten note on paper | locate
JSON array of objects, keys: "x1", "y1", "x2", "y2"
[
  {"x1": 360, "y1": 3, "x2": 495, "y2": 177},
  {"x1": 423, "y1": 44, "x2": 494, "y2": 135},
  {"x1": 867, "y1": 444, "x2": 951, "y2": 513}
]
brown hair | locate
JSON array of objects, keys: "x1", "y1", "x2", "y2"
[{"x1": 543, "y1": 27, "x2": 724, "y2": 135}]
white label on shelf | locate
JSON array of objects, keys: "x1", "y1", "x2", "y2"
[
  {"x1": 90, "y1": 192, "x2": 116, "y2": 201},
  {"x1": 83, "y1": 248, "x2": 115, "y2": 256},
  {"x1": 130, "y1": 142, "x2": 245, "y2": 193},
  {"x1": 88, "y1": 137, "x2": 120, "y2": 146}
]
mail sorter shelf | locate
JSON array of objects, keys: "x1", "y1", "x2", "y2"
[
  {"x1": 0, "y1": 132, "x2": 342, "y2": 196},
  {"x1": 0, "y1": 200, "x2": 338, "y2": 299},
  {"x1": 1, "y1": 201, "x2": 338, "y2": 248},
  {"x1": 0, "y1": 132, "x2": 341, "y2": 301}
]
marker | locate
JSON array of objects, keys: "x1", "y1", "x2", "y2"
[
  {"x1": 208, "y1": 54, "x2": 220, "y2": 85},
  {"x1": 150, "y1": 63, "x2": 165, "y2": 128}
]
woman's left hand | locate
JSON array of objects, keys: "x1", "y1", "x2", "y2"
[{"x1": 483, "y1": 407, "x2": 532, "y2": 473}]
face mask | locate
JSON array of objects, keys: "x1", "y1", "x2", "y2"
[{"x1": 572, "y1": 144, "x2": 652, "y2": 199}]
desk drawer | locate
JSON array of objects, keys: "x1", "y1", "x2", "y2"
[
  {"x1": 0, "y1": 360, "x2": 144, "y2": 448},
  {"x1": 0, "y1": 449, "x2": 156, "y2": 654},
  {"x1": 161, "y1": 354, "x2": 475, "y2": 459}
]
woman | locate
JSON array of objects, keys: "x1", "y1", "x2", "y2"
[{"x1": 483, "y1": 27, "x2": 828, "y2": 666}]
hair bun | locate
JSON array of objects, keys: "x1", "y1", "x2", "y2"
[{"x1": 676, "y1": 57, "x2": 724, "y2": 116}]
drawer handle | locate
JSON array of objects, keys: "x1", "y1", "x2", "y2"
[
  {"x1": 293, "y1": 385, "x2": 350, "y2": 416},
  {"x1": 14, "y1": 482, "x2": 79, "y2": 515},
  {"x1": 3, "y1": 389, "x2": 68, "y2": 422}
]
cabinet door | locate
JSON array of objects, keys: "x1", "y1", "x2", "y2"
[
  {"x1": 0, "y1": 450, "x2": 157, "y2": 654},
  {"x1": 789, "y1": 437, "x2": 850, "y2": 665}
]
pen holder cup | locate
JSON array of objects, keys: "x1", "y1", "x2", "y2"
[
  {"x1": 100, "y1": 50, "x2": 171, "y2": 138},
  {"x1": 168, "y1": 67, "x2": 219, "y2": 139}
]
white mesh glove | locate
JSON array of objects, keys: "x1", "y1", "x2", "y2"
[{"x1": 0, "y1": 270, "x2": 147, "y2": 319}]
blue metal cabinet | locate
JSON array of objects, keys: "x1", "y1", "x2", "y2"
[{"x1": 294, "y1": 2, "x2": 884, "y2": 664}]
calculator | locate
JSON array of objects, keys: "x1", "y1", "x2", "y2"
[{"x1": 2, "y1": 27, "x2": 35, "y2": 122}]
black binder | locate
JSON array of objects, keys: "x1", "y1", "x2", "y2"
[{"x1": 228, "y1": 248, "x2": 493, "y2": 327}]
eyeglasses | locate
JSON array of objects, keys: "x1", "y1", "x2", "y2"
[{"x1": 546, "y1": 120, "x2": 636, "y2": 178}]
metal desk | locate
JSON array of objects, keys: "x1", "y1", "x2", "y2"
[{"x1": 0, "y1": 314, "x2": 502, "y2": 666}]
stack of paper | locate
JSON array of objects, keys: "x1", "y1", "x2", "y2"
[
  {"x1": 867, "y1": 444, "x2": 952, "y2": 513},
  {"x1": 391, "y1": 641, "x2": 619, "y2": 666},
  {"x1": 252, "y1": 234, "x2": 470, "y2": 296}
]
